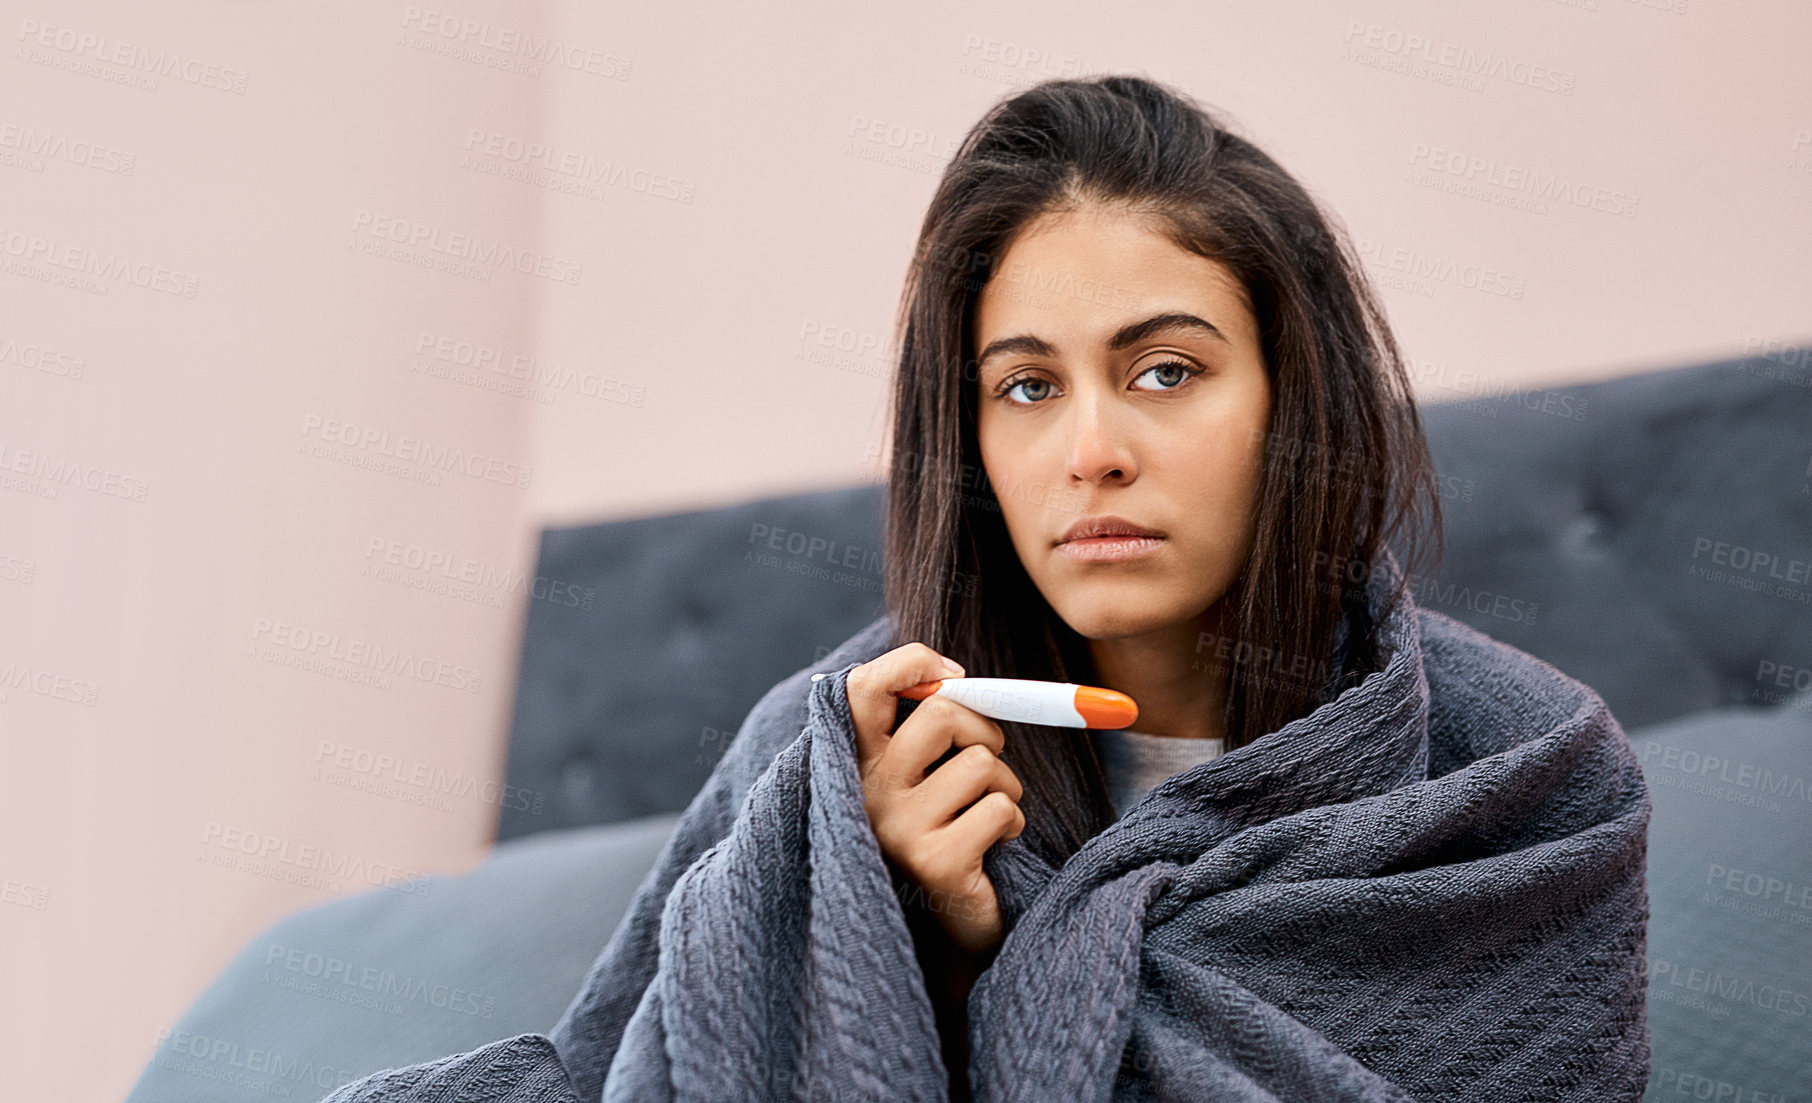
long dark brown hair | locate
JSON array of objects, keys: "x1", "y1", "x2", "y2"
[{"x1": 882, "y1": 74, "x2": 1443, "y2": 869}]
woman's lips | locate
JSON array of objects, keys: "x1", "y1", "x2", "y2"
[{"x1": 1054, "y1": 535, "x2": 1166, "y2": 563}]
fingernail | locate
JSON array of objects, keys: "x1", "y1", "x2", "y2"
[{"x1": 942, "y1": 658, "x2": 965, "y2": 676}]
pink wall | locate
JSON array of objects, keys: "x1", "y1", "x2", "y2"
[{"x1": 1, "y1": 2, "x2": 1806, "y2": 1100}]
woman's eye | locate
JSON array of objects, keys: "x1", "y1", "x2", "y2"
[
  {"x1": 1132, "y1": 359, "x2": 1201, "y2": 391},
  {"x1": 1002, "y1": 377, "x2": 1055, "y2": 405},
  {"x1": 997, "y1": 361, "x2": 1199, "y2": 405}
]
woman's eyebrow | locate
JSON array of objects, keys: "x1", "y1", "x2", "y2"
[
  {"x1": 1108, "y1": 311, "x2": 1228, "y2": 350},
  {"x1": 975, "y1": 311, "x2": 1227, "y2": 370}
]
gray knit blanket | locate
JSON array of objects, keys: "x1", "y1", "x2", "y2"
[{"x1": 320, "y1": 552, "x2": 1651, "y2": 1101}]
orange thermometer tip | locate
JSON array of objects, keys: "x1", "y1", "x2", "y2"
[{"x1": 1075, "y1": 685, "x2": 1139, "y2": 729}]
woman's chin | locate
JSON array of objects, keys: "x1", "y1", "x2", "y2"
[{"x1": 1047, "y1": 589, "x2": 1181, "y2": 642}]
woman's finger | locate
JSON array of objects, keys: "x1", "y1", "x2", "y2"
[
  {"x1": 845, "y1": 642, "x2": 964, "y2": 768},
  {"x1": 906, "y1": 743, "x2": 1023, "y2": 828},
  {"x1": 881, "y1": 693, "x2": 1005, "y2": 785},
  {"x1": 937, "y1": 790, "x2": 1027, "y2": 859}
]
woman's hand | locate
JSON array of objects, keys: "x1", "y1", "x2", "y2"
[{"x1": 846, "y1": 643, "x2": 1026, "y2": 957}]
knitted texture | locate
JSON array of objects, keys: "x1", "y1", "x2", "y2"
[
  {"x1": 318, "y1": 548, "x2": 1651, "y2": 1101},
  {"x1": 1093, "y1": 727, "x2": 1226, "y2": 819}
]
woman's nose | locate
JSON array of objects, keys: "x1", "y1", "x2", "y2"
[{"x1": 1065, "y1": 393, "x2": 1135, "y2": 485}]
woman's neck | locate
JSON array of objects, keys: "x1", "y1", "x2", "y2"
[{"x1": 1083, "y1": 603, "x2": 1230, "y2": 742}]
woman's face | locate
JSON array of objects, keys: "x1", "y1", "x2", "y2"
[{"x1": 972, "y1": 204, "x2": 1273, "y2": 642}]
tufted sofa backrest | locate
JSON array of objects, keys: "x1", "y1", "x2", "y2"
[{"x1": 497, "y1": 354, "x2": 1812, "y2": 841}]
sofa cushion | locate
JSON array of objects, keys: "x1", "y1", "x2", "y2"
[
  {"x1": 126, "y1": 691, "x2": 1812, "y2": 1100},
  {"x1": 1630, "y1": 693, "x2": 1812, "y2": 1097},
  {"x1": 122, "y1": 813, "x2": 681, "y2": 1103}
]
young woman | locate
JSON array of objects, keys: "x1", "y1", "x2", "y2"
[
  {"x1": 323, "y1": 74, "x2": 1648, "y2": 1103},
  {"x1": 846, "y1": 74, "x2": 1440, "y2": 1089}
]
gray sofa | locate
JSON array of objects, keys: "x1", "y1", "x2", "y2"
[{"x1": 126, "y1": 353, "x2": 1812, "y2": 1102}]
